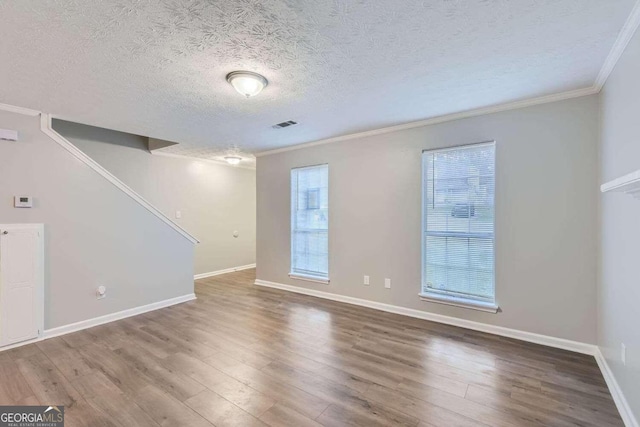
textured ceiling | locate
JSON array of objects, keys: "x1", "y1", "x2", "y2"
[{"x1": 0, "y1": 0, "x2": 636, "y2": 157}]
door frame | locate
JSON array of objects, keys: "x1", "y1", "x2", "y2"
[{"x1": 0, "y1": 223, "x2": 45, "y2": 347}]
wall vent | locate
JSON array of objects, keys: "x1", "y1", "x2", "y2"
[{"x1": 272, "y1": 120, "x2": 298, "y2": 129}]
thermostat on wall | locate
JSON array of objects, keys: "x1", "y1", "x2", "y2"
[
  {"x1": 14, "y1": 196, "x2": 33, "y2": 208},
  {"x1": 0, "y1": 129, "x2": 18, "y2": 141}
]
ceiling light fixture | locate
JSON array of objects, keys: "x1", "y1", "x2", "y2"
[
  {"x1": 224, "y1": 156, "x2": 242, "y2": 165},
  {"x1": 226, "y1": 71, "x2": 268, "y2": 98}
]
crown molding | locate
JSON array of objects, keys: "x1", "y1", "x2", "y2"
[
  {"x1": 0, "y1": 102, "x2": 41, "y2": 117},
  {"x1": 254, "y1": 0, "x2": 640, "y2": 159},
  {"x1": 151, "y1": 150, "x2": 256, "y2": 170},
  {"x1": 4, "y1": 0, "x2": 639, "y2": 161},
  {"x1": 255, "y1": 86, "x2": 598, "y2": 157},
  {"x1": 595, "y1": 0, "x2": 640, "y2": 90}
]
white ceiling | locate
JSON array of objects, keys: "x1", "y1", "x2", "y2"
[{"x1": 0, "y1": 0, "x2": 636, "y2": 158}]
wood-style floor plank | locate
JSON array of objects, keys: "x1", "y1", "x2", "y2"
[
  {"x1": 72, "y1": 371, "x2": 160, "y2": 427},
  {"x1": 0, "y1": 353, "x2": 36, "y2": 404},
  {"x1": 132, "y1": 385, "x2": 213, "y2": 427},
  {"x1": 203, "y1": 352, "x2": 331, "y2": 419},
  {"x1": 15, "y1": 352, "x2": 82, "y2": 409},
  {"x1": 185, "y1": 389, "x2": 267, "y2": 427},
  {"x1": 0, "y1": 269, "x2": 624, "y2": 426},
  {"x1": 259, "y1": 402, "x2": 324, "y2": 427}
]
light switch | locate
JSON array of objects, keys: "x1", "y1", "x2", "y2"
[{"x1": 385, "y1": 278, "x2": 391, "y2": 289}]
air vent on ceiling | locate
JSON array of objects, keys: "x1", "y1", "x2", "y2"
[{"x1": 272, "y1": 120, "x2": 298, "y2": 129}]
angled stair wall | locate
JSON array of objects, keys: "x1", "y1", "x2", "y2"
[{"x1": 0, "y1": 103, "x2": 197, "y2": 333}]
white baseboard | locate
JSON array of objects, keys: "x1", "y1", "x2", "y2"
[
  {"x1": 0, "y1": 293, "x2": 196, "y2": 352},
  {"x1": 43, "y1": 293, "x2": 196, "y2": 339},
  {"x1": 595, "y1": 347, "x2": 639, "y2": 427},
  {"x1": 254, "y1": 279, "x2": 596, "y2": 356},
  {"x1": 258, "y1": 279, "x2": 638, "y2": 424},
  {"x1": 0, "y1": 336, "x2": 43, "y2": 352},
  {"x1": 195, "y1": 263, "x2": 256, "y2": 280}
]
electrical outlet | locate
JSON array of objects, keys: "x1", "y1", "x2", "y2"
[
  {"x1": 622, "y1": 343, "x2": 626, "y2": 365},
  {"x1": 364, "y1": 275, "x2": 370, "y2": 286},
  {"x1": 385, "y1": 278, "x2": 391, "y2": 289},
  {"x1": 175, "y1": 210, "x2": 182, "y2": 219}
]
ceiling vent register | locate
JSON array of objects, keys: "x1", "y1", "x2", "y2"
[{"x1": 272, "y1": 120, "x2": 298, "y2": 129}]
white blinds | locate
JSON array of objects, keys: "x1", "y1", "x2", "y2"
[
  {"x1": 422, "y1": 143, "x2": 495, "y2": 303},
  {"x1": 291, "y1": 164, "x2": 329, "y2": 279}
]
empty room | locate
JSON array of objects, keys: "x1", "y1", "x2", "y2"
[{"x1": 0, "y1": 1, "x2": 639, "y2": 426}]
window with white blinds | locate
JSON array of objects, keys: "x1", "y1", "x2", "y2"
[
  {"x1": 422, "y1": 142, "x2": 496, "y2": 306},
  {"x1": 290, "y1": 164, "x2": 329, "y2": 281}
]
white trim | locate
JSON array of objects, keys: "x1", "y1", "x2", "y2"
[
  {"x1": 0, "y1": 102, "x2": 41, "y2": 117},
  {"x1": 194, "y1": 263, "x2": 256, "y2": 280},
  {"x1": 254, "y1": 279, "x2": 596, "y2": 355},
  {"x1": 422, "y1": 140, "x2": 495, "y2": 154},
  {"x1": 290, "y1": 164, "x2": 330, "y2": 284},
  {"x1": 595, "y1": 347, "x2": 639, "y2": 427},
  {"x1": 3, "y1": 1, "x2": 636, "y2": 163},
  {"x1": 419, "y1": 293, "x2": 498, "y2": 314},
  {"x1": 601, "y1": 169, "x2": 640, "y2": 199},
  {"x1": 0, "y1": 293, "x2": 196, "y2": 353},
  {"x1": 421, "y1": 141, "x2": 497, "y2": 316},
  {"x1": 0, "y1": 224, "x2": 45, "y2": 347},
  {"x1": 255, "y1": 87, "x2": 597, "y2": 157},
  {"x1": 288, "y1": 273, "x2": 330, "y2": 285},
  {"x1": 0, "y1": 336, "x2": 43, "y2": 352},
  {"x1": 151, "y1": 151, "x2": 256, "y2": 171},
  {"x1": 252, "y1": 0, "x2": 639, "y2": 160},
  {"x1": 43, "y1": 293, "x2": 196, "y2": 340},
  {"x1": 595, "y1": 0, "x2": 640, "y2": 90},
  {"x1": 1, "y1": 104, "x2": 198, "y2": 243},
  {"x1": 2, "y1": 2, "x2": 637, "y2": 163},
  {"x1": 39, "y1": 114, "x2": 199, "y2": 244}
]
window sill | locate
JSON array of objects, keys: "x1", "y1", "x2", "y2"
[
  {"x1": 289, "y1": 273, "x2": 330, "y2": 285},
  {"x1": 419, "y1": 292, "x2": 499, "y2": 313}
]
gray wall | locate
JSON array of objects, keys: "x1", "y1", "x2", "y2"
[
  {"x1": 53, "y1": 120, "x2": 256, "y2": 276},
  {"x1": 0, "y1": 110, "x2": 194, "y2": 329},
  {"x1": 598, "y1": 26, "x2": 640, "y2": 420},
  {"x1": 257, "y1": 95, "x2": 599, "y2": 344}
]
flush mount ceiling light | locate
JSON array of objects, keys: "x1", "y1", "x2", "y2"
[
  {"x1": 224, "y1": 156, "x2": 242, "y2": 165},
  {"x1": 226, "y1": 71, "x2": 268, "y2": 98}
]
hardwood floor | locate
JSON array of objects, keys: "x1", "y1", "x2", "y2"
[{"x1": 0, "y1": 269, "x2": 623, "y2": 426}]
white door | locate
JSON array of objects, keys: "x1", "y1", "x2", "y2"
[{"x1": 0, "y1": 224, "x2": 44, "y2": 347}]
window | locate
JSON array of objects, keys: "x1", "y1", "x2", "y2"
[
  {"x1": 421, "y1": 142, "x2": 497, "y2": 312},
  {"x1": 290, "y1": 164, "x2": 329, "y2": 283}
]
